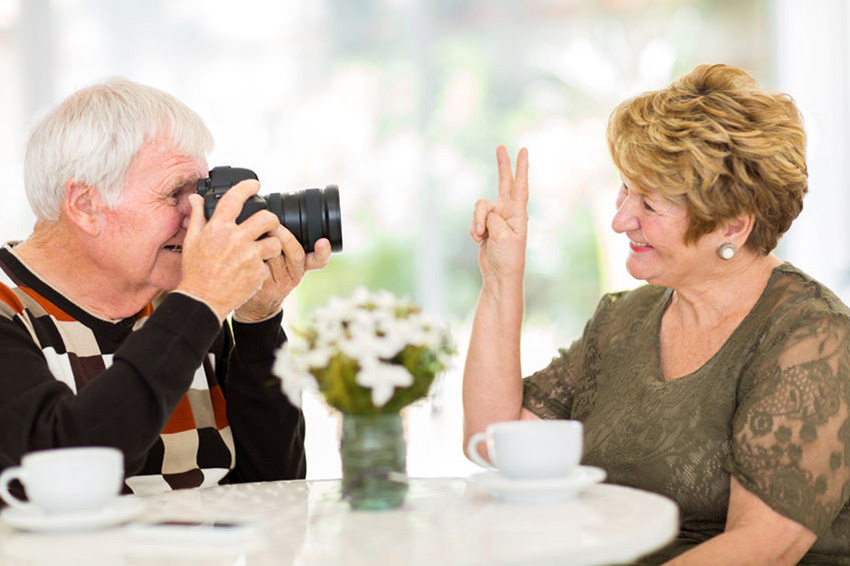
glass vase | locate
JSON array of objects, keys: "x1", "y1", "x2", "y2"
[{"x1": 340, "y1": 412, "x2": 408, "y2": 510}]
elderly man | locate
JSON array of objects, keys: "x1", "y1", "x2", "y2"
[{"x1": 0, "y1": 79, "x2": 331, "y2": 494}]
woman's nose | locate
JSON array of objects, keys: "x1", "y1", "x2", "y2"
[{"x1": 611, "y1": 193, "x2": 640, "y2": 234}]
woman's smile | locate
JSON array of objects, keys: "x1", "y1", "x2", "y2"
[{"x1": 629, "y1": 239, "x2": 654, "y2": 253}]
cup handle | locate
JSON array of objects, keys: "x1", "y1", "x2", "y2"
[
  {"x1": 466, "y1": 432, "x2": 495, "y2": 470},
  {"x1": 0, "y1": 466, "x2": 32, "y2": 510}
]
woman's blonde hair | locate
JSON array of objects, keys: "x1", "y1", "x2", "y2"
[{"x1": 606, "y1": 64, "x2": 807, "y2": 254}]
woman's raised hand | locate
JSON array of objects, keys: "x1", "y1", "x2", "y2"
[
  {"x1": 470, "y1": 146, "x2": 529, "y2": 284},
  {"x1": 463, "y1": 146, "x2": 529, "y2": 438}
]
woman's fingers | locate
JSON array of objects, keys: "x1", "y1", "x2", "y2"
[
  {"x1": 471, "y1": 198, "x2": 496, "y2": 242},
  {"x1": 495, "y1": 146, "x2": 530, "y2": 217},
  {"x1": 513, "y1": 147, "x2": 529, "y2": 205},
  {"x1": 496, "y1": 145, "x2": 514, "y2": 203},
  {"x1": 471, "y1": 146, "x2": 531, "y2": 281},
  {"x1": 474, "y1": 146, "x2": 530, "y2": 242}
]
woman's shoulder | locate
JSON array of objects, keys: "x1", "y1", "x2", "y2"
[
  {"x1": 763, "y1": 263, "x2": 850, "y2": 327},
  {"x1": 740, "y1": 263, "x2": 850, "y2": 383}
]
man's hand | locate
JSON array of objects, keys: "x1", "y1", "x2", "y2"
[
  {"x1": 177, "y1": 180, "x2": 290, "y2": 321},
  {"x1": 234, "y1": 228, "x2": 332, "y2": 322}
]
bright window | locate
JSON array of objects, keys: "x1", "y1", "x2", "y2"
[{"x1": 1, "y1": 0, "x2": 846, "y2": 478}]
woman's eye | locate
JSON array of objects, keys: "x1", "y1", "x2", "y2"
[{"x1": 643, "y1": 200, "x2": 655, "y2": 212}]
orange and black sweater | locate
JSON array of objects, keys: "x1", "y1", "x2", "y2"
[{"x1": 0, "y1": 245, "x2": 305, "y2": 496}]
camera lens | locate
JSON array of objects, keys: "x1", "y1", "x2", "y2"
[
  {"x1": 198, "y1": 166, "x2": 343, "y2": 254},
  {"x1": 266, "y1": 186, "x2": 343, "y2": 254}
]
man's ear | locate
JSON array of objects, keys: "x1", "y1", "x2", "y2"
[{"x1": 63, "y1": 180, "x2": 105, "y2": 236}]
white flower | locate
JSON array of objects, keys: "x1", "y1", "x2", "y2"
[
  {"x1": 371, "y1": 288, "x2": 401, "y2": 310},
  {"x1": 274, "y1": 346, "x2": 319, "y2": 408},
  {"x1": 273, "y1": 287, "x2": 453, "y2": 412},
  {"x1": 344, "y1": 316, "x2": 407, "y2": 360},
  {"x1": 350, "y1": 286, "x2": 373, "y2": 305},
  {"x1": 395, "y1": 312, "x2": 442, "y2": 350},
  {"x1": 355, "y1": 360, "x2": 414, "y2": 407}
]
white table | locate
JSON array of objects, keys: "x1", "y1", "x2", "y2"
[{"x1": 0, "y1": 477, "x2": 679, "y2": 566}]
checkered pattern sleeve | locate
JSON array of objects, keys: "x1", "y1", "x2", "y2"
[{"x1": 0, "y1": 289, "x2": 222, "y2": 479}]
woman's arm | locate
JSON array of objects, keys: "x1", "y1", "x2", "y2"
[
  {"x1": 664, "y1": 476, "x2": 816, "y2": 566},
  {"x1": 462, "y1": 146, "x2": 533, "y2": 453}
]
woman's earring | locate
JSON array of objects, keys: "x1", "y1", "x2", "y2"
[{"x1": 717, "y1": 242, "x2": 736, "y2": 260}]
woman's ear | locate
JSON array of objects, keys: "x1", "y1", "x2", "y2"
[
  {"x1": 723, "y1": 213, "x2": 755, "y2": 247},
  {"x1": 63, "y1": 180, "x2": 105, "y2": 236}
]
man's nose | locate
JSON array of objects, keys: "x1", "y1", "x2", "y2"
[{"x1": 178, "y1": 194, "x2": 193, "y2": 217}]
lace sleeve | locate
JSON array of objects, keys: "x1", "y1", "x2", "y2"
[
  {"x1": 520, "y1": 291, "x2": 633, "y2": 420},
  {"x1": 729, "y1": 311, "x2": 850, "y2": 534},
  {"x1": 522, "y1": 339, "x2": 583, "y2": 419}
]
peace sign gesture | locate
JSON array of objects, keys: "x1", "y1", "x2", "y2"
[{"x1": 470, "y1": 146, "x2": 529, "y2": 284}]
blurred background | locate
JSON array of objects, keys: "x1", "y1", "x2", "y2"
[{"x1": 0, "y1": 0, "x2": 847, "y2": 478}]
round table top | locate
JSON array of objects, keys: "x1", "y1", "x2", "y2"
[{"x1": 0, "y1": 476, "x2": 679, "y2": 566}]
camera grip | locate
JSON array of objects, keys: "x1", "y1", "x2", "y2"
[
  {"x1": 234, "y1": 196, "x2": 269, "y2": 225},
  {"x1": 202, "y1": 191, "x2": 267, "y2": 225}
]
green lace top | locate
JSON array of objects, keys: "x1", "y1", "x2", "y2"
[{"x1": 522, "y1": 263, "x2": 850, "y2": 565}]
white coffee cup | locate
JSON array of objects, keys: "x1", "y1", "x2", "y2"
[
  {"x1": 467, "y1": 420, "x2": 583, "y2": 479},
  {"x1": 0, "y1": 447, "x2": 124, "y2": 514}
]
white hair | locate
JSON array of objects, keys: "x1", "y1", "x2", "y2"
[{"x1": 24, "y1": 78, "x2": 215, "y2": 221}]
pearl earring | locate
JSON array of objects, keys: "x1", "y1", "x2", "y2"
[{"x1": 717, "y1": 242, "x2": 736, "y2": 260}]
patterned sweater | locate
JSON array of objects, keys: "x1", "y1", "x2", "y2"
[{"x1": 0, "y1": 245, "x2": 305, "y2": 495}]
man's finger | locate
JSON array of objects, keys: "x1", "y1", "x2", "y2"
[
  {"x1": 305, "y1": 239, "x2": 332, "y2": 271},
  {"x1": 265, "y1": 253, "x2": 288, "y2": 283},
  {"x1": 238, "y1": 208, "x2": 282, "y2": 241},
  {"x1": 258, "y1": 234, "x2": 283, "y2": 262},
  {"x1": 206, "y1": 179, "x2": 262, "y2": 224},
  {"x1": 184, "y1": 194, "x2": 206, "y2": 244},
  {"x1": 270, "y1": 225, "x2": 307, "y2": 283}
]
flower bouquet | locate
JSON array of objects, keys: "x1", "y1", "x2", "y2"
[{"x1": 274, "y1": 287, "x2": 454, "y2": 509}]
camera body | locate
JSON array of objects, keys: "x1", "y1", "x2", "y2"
[{"x1": 197, "y1": 166, "x2": 343, "y2": 253}]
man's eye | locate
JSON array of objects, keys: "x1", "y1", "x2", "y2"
[{"x1": 167, "y1": 188, "x2": 191, "y2": 203}]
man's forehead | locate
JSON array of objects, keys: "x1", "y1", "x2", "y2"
[{"x1": 133, "y1": 139, "x2": 206, "y2": 171}]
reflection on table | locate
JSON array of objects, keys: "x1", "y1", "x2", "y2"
[{"x1": 0, "y1": 477, "x2": 679, "y2": 566}]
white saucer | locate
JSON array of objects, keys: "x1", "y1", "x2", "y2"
[
  {"x1": 469, "y1": 465, "x2": 606, "y2": 503},
  {"x1": 1, "y1": 496, "x2": 145, "y2": 532}
]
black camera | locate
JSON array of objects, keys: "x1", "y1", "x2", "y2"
[{"x1": 197, "y1": 166, "x2": 343, "y2": 254}]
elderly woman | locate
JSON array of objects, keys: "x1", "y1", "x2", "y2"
[{"x1": 464, "y1": 64, "x2": 850, "y2": 564}]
